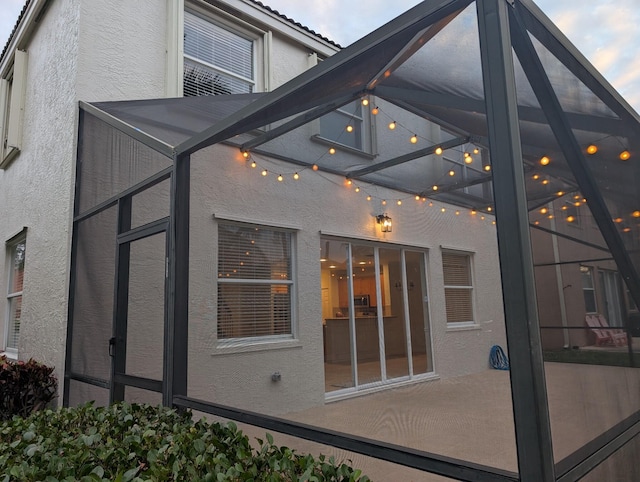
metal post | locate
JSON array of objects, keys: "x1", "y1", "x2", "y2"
[
  {"x1": 165, "y1": 153, "x2": 189, "y2": 406},
  {"x1": 476, "y1": 1, "x2": 555, "y2": 480}
]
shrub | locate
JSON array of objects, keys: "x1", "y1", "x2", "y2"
[
  {"x1": 0, "y1": 355, "x2": 57, "y2": 421},
  {"x1": 0, "y1": 402, "x2": 370, "y2": 481}
]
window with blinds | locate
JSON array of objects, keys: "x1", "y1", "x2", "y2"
[
  {"x1": 217, "y1": 222, "x2": 293, "y2": 340},
  {"x1": 5, "y1": 235, "x2": 26, "y2": 351},
  {"x1": 184, "y1": 11, "x2": 255, "y2": 96},
  {"x1": 442, "y1": 251, "x2": 474, "y2": 324}
]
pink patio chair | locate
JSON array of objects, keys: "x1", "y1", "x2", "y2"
[
  {"x1": 595, "y1": 314, "x2": 628, "y2": 346},
  {"x1": 585, "y1": 315, "x2": 612, "y2": 346}
]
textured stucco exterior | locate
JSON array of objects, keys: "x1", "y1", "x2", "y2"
[
  {"x1": 186, "y1": 140, "x2": 506, "y2": 414},
  {"x1": 1, "y1": 0, "x2": 506, "y2": 414}
]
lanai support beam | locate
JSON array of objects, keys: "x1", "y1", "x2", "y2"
[{"x1": 476, "y1": 1, "x2": 555, "y2": 480}]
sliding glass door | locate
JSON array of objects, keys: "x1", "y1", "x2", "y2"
[{"x1": 321, "y1": 238, "x2": 433, "y2": 395}]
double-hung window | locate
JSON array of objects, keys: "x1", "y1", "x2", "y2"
[
  {"x1": 217, "y1": 222, "x2": 293, "y2": 341},
  {"x1": 442, "y1": 251, "x2": 474, "y2": 325},
  {"x1": 5, "y1": 235, "x2": 26, "y2": 353},
  {"x1": 580, "y1": 266, "x2": 597, "y2": 313},
  {"x1": 184, "y1": 11, "x2": 256, "y2": 96},
  {"x1": 0, "y1": 50, "x2": 28, "y2": 168}
]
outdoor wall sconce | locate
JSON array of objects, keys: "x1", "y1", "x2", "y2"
[{"x1": 376, "y1": 214, "x2": 392, "y2": 232}]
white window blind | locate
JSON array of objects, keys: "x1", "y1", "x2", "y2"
[
  {"x1": 442, "y1": 252, "x2": 474, "y2": 324},
  {"x1": 217, "y1": 223, "x2": 292, "y2": 340},
  {"x1": 184, "y1": 11, "x2": 254, "y2": 96},
  {"x1": 6, "y1": 237, "x2": 26, "y2": 350}
]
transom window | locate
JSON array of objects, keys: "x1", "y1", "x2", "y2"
[
  {"x1": 184, "y1": 11, "x2": 255, "y2": 96},
  {"x1": 442, "y1": 251, "x2": 474, "y2": 324},
  {"x1": 5, "y1": 234, "x2": 26, "y2": 353},
  {"x1": 217, "y1": 222, "x2": 293, "y2": 340}
]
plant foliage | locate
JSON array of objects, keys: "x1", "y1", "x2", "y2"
[
  {"x1": 0, "y1": 402, "x2": 370, "y2": 481},
  {"x1": 0, "y1": 356, "x2": 57, "y2": 421}
]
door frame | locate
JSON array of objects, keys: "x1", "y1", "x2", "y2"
[{"x1": 110, "y1": 210, "x2": 170, "y2": 404}]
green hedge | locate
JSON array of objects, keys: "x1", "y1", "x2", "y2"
[{"x1": 0, "y1": 402, "x2": 370, "y2": 481}]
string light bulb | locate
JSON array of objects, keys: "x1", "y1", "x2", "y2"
[
  {"x1": 415, "y1": 195, "x2": 421, "y2": 201},
  {"x1": 361, "y1": 98, "x2": 369, "y2": 106},
  {"x1": 250, "y1": 160, "x2": 257, "y2": 168},
  {"x1": 277, "y1": 174, "x2": 283, "y2": 182},
  {"x1": 464, "y1": 156, "x2": 473, "y2": 164},
  {"x1": 620, "y1": 150, "x2": 631, "y2": 161},
  {"x1": 435, "y1": 147, "x2": 443, "y2": 155},
  {"x1": 346, "y1": 178, "x2": 352, "y2": 186},
  {"x1": 540, "y1": 156, "x2": 550, "y2": 166},
  {"x1": 432, "y1": 185, "x2": 438, "y2": 191},
  {"x1": 473, "y1": 148, "x2": 480, "y2": 155},
  {"x1": 312, "y1": 164, "x2": 319, "y2": 171},
  {"x1": 567, "y1": 215, "x2": 575, "y2": 223},
  {"x1": 329, "y1": 147, "x2": 336, "y2": 155},
  {"x1": 586, "y1": 144, "x2": 598, "y2": 154},
  {"x1": 261, "y1": 169, "x2": 268, "y2": 176},
  {"x1": 242, "y1": 150, "x2": 249, "y2": 158},
  {"x1": 471, "y1": 209, "x2": 477, "y2": 215},
  {"x1": 533, "y1": 174, "x2": 540, "y2": 180},
  {"x1": 540, "y1": 207, "x2": 548, "y2": 214},
  {"x1": 449, "y1": 170, "x2": 455, "y2": 177},
  {"x1": 388, "y1": 121, "x2": 397, "y2": 130},
  {"x1": 410, "y1": 134, "x2": 418, "y2": 144},
  {"x1": 397, "y1": 200, "x2": 402, "y2": 206},
  {"x1": 632, "y1": 211, "x2": 640, "y2": 218},
  {"x1": 293, "y1": 172, "x2": 300, "y2": 180},
  {"x1": 484, "y1": 165, "x2": 491, "y2": 171},
  {"x1": 371, "y1": 106, "x2": 379, "y2": 115},
  {"x1": 346, "y1": 125, "x2": 354, "y2": 133},
  {"x1": 355, "y1": 186, "x2": 360, "y2": 193},
  {"x1": 367, "y1": 195, "x2": 372, "y2": 201},
  {"x1": 542, "y1": 179, "x2": 549, "y2": 185}
]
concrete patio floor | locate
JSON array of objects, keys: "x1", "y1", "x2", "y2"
[{"x1": 231, "y1": 362, "x2": 638, "y2": 480}]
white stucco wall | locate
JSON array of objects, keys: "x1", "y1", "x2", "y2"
[
  {"x1": 0, "y1": 0, "x2": 81, "y2": 390},
  {"x1": 186, "y1": 139, "x2": 506, "y2": 415}
]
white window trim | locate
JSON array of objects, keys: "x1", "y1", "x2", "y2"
[
  {"x1": 4, "y1": 230, "x2": 27, "y2": 357},
  {"x1": 441, "y1": 249, "x2": 476, "y2": 326},
  {"x1": 215, "y1": 220, "x2": 297, "y2": 348},
  {"x1": 0, "y1": 50, "x2": 28, "y2": 169},
  {"x1": 181, "y1": 3, "x2": 271, "y2": 96},
  {"x1": 581, "y1": 266, "x2": 598, "y2": 314}
]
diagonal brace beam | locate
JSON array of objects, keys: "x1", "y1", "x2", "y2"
[{"x1": 348, "y1": 136, "x2": 468, "y2": 177}]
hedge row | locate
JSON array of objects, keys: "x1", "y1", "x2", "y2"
[{"x1": 0, "y1": 402, "x2": 370, "y2": 481}]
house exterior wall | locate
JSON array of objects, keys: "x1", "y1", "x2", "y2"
[
  {"x1": 187, "y1": 141, "x2": 506, "y2": 415},
  {"x1": 0, "y1": 0, "x2": 81, "y2": 382},
  {"x1": 2, "y1": 0, "x2": 507, "y2": 415}
]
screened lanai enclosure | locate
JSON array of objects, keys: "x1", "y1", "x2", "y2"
[{"x1": 63, "y1": 0, "x2": 639, "y2": 480}]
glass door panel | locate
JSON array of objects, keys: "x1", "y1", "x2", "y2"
[
  {"x1": 322, "y1": 240, "x2": 355, "y2": 392},
  {"x1": 352, "y1": 244, "x2": 381, "y2": 385},
  {"x1": 405, "y1": 251, "x2": 432, "y2": 375},
  {"x1": 379, "y1": 247, "x2": 409, "y2": 380}
]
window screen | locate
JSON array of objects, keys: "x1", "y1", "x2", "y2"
[
  {"x1": 442, "y1": 251, "x2": 474, "y2": 324},
  {"x1": 184, "y1": 11, "x2": 254, "y2": 96},
  {"x1": 217, "y1": 223, "x2": 293, "y2": 340}
]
